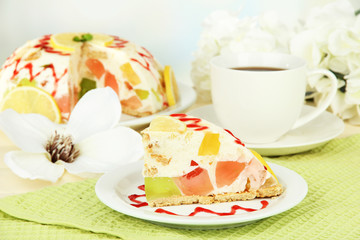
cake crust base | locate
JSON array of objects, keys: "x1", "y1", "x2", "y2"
[{"x1": 148, "y1": 183, "x2": 283, "y2": 207}]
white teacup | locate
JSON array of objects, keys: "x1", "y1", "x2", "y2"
[{"x1": 210, "y1": 52, "x2": 338, "y2": 144}]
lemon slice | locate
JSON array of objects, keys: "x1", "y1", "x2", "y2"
[
  {"x1": 0, "y1": 86, "x2": 62, "y2": 123},
  {"x1": 91, "y1": 34, "x2": 114, "y2": 47},
  {"x1": 50, "y1": 33, "x2": 114, "y2": 52},
  {"x1": 50, "y1": 33, "x2": 82, "y2": 52},
  {"x1": 149, "y1": 116, "x2": 186, "y2": 133},
  {"x1": 164, "y1": 65, "x2": 179, "y2": 106},
  {"x1": 250, "y1": 149, "x2": 279, "y2": 183}
]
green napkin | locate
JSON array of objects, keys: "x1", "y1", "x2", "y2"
[{"x1": 1, "y1": 135, "x2": 360, "y2": 240}]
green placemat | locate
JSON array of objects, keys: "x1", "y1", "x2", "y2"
[{"x1": 1, "y1": 135, "x2": 360, "y2": 240}]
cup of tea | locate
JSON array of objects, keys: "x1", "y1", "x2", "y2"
[{"x1": 210, "y1": 52, "x2": 338, "y2": 144}]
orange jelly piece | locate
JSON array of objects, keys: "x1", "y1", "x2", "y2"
[
  {"x1": 216, "y1": 161, "x2": 246, "y2": 188},
  {"x1": 174, "y1": 167, "x2": 213, "y2": 196},
  {"x1": 198, "y1": 132, "x2": 220, "y2": 156},
  {"x1": 104, "y1": 71, "x2": 119, "y2": 95},
  {"x1": 120, "y1": 96, "x2": 142, "y2": 109},
  {"x1": 85, "y1": 58, "x2": 105, "y2": 79}
]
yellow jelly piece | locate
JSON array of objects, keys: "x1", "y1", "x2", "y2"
[
  {"x1": 198, "y1": 132, "x2": 220, "y2": 156},
  {"x1": 135, "y1": 89, "x2": 149, "y2": 100},
  {"x1": 120, "y1": 63, "x2": 141, "y2": 86},
  {"x1": 250, "y1": 150, "x2": 279, "y2": 182},
  {"x1": 149, "y1": 116, "x2": 186, "y2": 133},
  {"x1": 164, "y1": 65, "x2": 179, "y2": 106}
]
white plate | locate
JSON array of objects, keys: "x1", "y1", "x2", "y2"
[
  {"x1": 95, "y1": 161, "x2": 307, "y2": 229},
  {"x1": 188, "y1": 105, "x2": 344, "y2": 156},
  {"x1": 118, "y1": 82, "x2": 196, "y2": 129}
]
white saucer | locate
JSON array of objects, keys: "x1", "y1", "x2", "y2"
[
  {"x1": 187, "y1": 105, "x2": 344, "y2": 156},
  {"x1": 119, "y1": 82, "x2": 196, "y2": 129},
  {"x1": 95, "y1": 161, "x2": 307, "y2": 229}
]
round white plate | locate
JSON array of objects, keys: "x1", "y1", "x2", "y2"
[
  {"x1": 95, "y1": 161, "x2": 307, "y2": 229},
  {"x1": 118, "y1": 82, "x2": 196, "y2": 129},
  {"x1": 187, "y1": 105, "x2": 344, "y2": 156}
]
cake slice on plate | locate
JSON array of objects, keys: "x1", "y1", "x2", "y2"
[{"x1": 141, "y1": 114, "x2": 283, "y2": 207}]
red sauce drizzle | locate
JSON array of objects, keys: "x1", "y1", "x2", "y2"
[
  {"x1": 154, "y1": 208, "x2": 179, "y2": 216},
  {"x1": 129, "y1": 185, "x2": 269, "y2": 216},
  {"x1": 128, "y1": 194, "x2": 148, "y2": 208},
  {"x1": 154, "y1": 200, "x2": 269, "y2": 216},
  {"x1": 7, "y1": 59, "x2": 67, "y2": 96},
  {"x1": 107, "y1": 36, "x2": 129, "y2": 48},
  {"x1": 169, "y1": 113, "x2": 209, "y2": 131},
  {"x1": 130, "y1": 48, "x2": 154, "y2": 74},
  {"x1": 128, "y1": 185, "x2": 148, "y2": 208},
  {"x1": 170, "y1": 113, "x2": 187, "y2": 117},
  {"x1": 224, "y1": 129, "x2": 245, "y2": 146}
]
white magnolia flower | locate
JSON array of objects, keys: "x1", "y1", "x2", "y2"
[{"x1": 0, "y1": 87, "x2": 143, "y2": 182}]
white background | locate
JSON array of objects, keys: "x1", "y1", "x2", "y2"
[{"x1": 0, "y1": 0, "x2": 359, "y2": 85}]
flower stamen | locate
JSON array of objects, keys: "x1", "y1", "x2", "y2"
[{"x1": 45, "y1": 131, "x2": 80, "y2": 163}]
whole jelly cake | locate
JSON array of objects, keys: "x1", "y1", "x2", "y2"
[
  {"x1": 141, "y1": 114, "x2": 283, "y2": 207},
  {"x1": 0, "y1": 33, "x2": 178, "y2": 120}
]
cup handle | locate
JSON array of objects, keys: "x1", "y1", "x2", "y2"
[{"x1": 291, "y1": 69, "x2": 338, "y2": 130}]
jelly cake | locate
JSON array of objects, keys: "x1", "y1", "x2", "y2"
[
  {"x1": 0, "y1": 33, "x2": 178, "y2": 120},
  {"x1": 142, "y1": 114, "x2": 283, "y2": 207}
]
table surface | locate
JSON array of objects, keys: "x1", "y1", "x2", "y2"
[{"x1": 1, "y1": 106, "x2": 360, "y2": 198}]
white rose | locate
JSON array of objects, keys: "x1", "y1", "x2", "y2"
[
  {"x1": 345, "y1": 68, "x2": 360, "y2": 105},
  {"x1": 328, "y1": 28, "x2": 360, "y2": 57},
  {"x1": 328, "y1": 91, "x2": 358, "y2": 120},
  {"x1": 220, "y1": 28, "x2": 277, "y2": 54},
  {"x1": 346, "y1": 52, "x2": 360, "y2": 72},
  {"x1": 305, "y1": 0, "x2": 355, "y2": 29},
  {"x1": 259, "y1": 11, "x2": 300, "y2": 52},
  {"x1": 290, "y1": 29, "x2": 323, "y2": 68},
  {"x1": 328, "y1": 55, "x2": 350, "y2": 75}
]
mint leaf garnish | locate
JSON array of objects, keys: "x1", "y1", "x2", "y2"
[
  {"x1": 72, "y1": 33, "x2": 93, "y2": 42},
  {"x1": 82, "y1": 33, "x2": 93, "y2": 41}
]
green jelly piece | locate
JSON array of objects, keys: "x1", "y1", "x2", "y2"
[
  {"x1": 135, "y1": 89, "x2": 149, "y2": 100},
  {"x1": 145, "y1": 177, "x2": 181, "y2": 201},
  {"x1": 79, "y1": 78, "x2": 96, "y2": 98},
  {"x1": 151, "y1": 88, "x2": 161, "y2": 102},
  {"x1": 18, "y1": 78, "x2": 36, "y2": 87}
]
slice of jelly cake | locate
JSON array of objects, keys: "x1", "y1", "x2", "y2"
[{"x1": 141, "y1": 114, "x2": 283, "y2": 207}]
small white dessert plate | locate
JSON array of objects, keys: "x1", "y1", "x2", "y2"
[
  {"x1": 187, "y1": 105, "x2": 344, "y2": 156},
  {"x1": 118, "y1": 82, "x2": 196, "y2": 129},
  {"x1": 95, "y1": 161, "x2": 307, "y2": 229}
]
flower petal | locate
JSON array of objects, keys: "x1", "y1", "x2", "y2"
[
  {"x1": 4, "y1": 151, "x2": 64, "y2": 182},
  {"x1": 66, "y1": 87, "x2": 121, "y2": 143},
  {"x1": 62, "y1": 155, "x2": 106, "y2": 174},
  {"x1": 67, "y1": 126, "x2": 143, "y2": 173},
  {"x1": 290, "y1": 30, "x2": 322, "y2": 68},
  {"x1": 0, "y1": 109, "x2": 58, "y2": 152}
]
